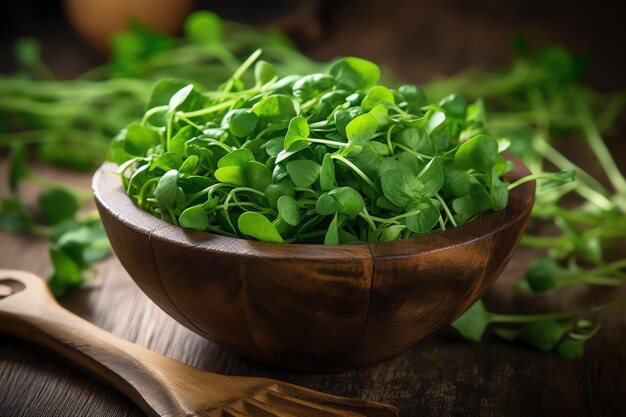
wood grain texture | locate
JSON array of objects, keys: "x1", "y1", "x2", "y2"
[{"x1": 0, "y1": 270, "x2": 397, "y2": 417}]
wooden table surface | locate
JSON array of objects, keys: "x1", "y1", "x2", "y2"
[{"x1": 0, "y1": 158, "x2": 625, "y2": 417}]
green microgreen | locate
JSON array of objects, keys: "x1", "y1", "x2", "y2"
[{"x1": 110, "y1": 52, "x2": 525, "y2": 245}]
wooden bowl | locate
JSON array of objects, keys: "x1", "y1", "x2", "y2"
[{"x1": 93, "y1": 154, "x2": 535, "y2": 371}]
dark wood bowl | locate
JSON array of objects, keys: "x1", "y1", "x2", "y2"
[{"x1": 93, "y1": 154, "x2": 534, "y2": 371}]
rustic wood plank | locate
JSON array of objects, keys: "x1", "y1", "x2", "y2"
[{"x1": 0, "y1": 159, "x2": 624, "y2": 417}]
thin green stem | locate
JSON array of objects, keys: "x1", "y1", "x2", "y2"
[
  {"x1": 331, "y1": 155, "x2": 378, "y2": 191},
  {"x1": 308, "y1": 138, "x2": 349, "y2": 148},
  {"x1": 436, "y1": 193, "x2": 457, "y2": 227},
  {"x1": 178, "y1": 99, "x2": 236, "y2": 119}
]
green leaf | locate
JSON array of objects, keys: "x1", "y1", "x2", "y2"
[
  {"x1": 227, "y1": 109, "x2": 258, "y2": 138},
  {"x1": 329, "y1": 57, "x2": 380, "y2": 91},
  {"x1": 425, "y1": 110, "x2": 446, "y2": 134},
  {"x1": 179, "y1": 155, "x2": 200, "y2": 175},
  {"x1": 237, "y1": 212, "x2": 283, "y2": 243},
  {"x1": 146, "y1": 79, "x2": 189, "y2": 111},
  {"x1": 320, "y1": 154, "x2": 336, "y2": 191},
  {"x1": 0, "y1": 197, "x2": 33, "y2": 233},
  {"x1": 154, "y1": 170, "x2": 179, "y2": 209},
  {"x1": 123, "y1": 124, "x2": 160, "y2": 155},
  {"x1": 150, "y1": 152, "x2": 183, "y2": 172},
  {"x1": 452, "y1": 184, "x2": 494, "y2": 219},
  {"x1": 179, "y1": 205, "x2": 209, "y2": 231},
  {"x1": 254, "y1": 60, "x2": 277, "y2": 85},
  {"x1": 455, "y1": 134, "x2": 498, "y2": 171},
  {"x1": 556, "y1": 338, "x2": 585, "y2": 359},
  {"x1": 286, "y1": 160, "x2": 321, "y2": 187},
  {"x1": 265, "y1": 180, "x2": 295, "y2": 208},
  {"x1": 324, "y1": 213, "x2": 340, "y2": 244},
  {"x1": 316, "y1": 193, "x2": 340, "y2": 215},
  {"x1": 525, "y1": 258, "x2": 564, "y2": 292},
  {"x1": 168, "y1": 84, "x2": 194, "y2": 113},
  {"x1": 380, "y1": 170, "x2": 425, "y2": 208},
  {"x1": 39, "y1": 188, "x2": 79, "y2": 226},
  {"x1": 214, "y1": 166, "x2": 247, "y2": 186},
  {"x1": 346, "y1": 113, "x2": 378, "y2": 146},
  {"x1": 245, "y1": 161, "x2": 272, "y2": 192},
  {"x1": 398, "y1": 84, "x2": 426, "y2": 110},
  {"x1": 329, "y1": 187, "x2": 365, "y2": 217},
  {"x1": 405, "y1": 199, "x2": 439, "y2": 233},
  {"x1": 442, "y1": 167, "x2": 472, "y2": 198},
  {"x1": 334, "y1": 107, "x2": 365, "y2": 138},
  {"x1": 362, "y1": 85, "x2": 395, "y2": 110},
  {"x1": 451, "y1": 300, "x2": 491, "y2": 342},
  {"x1": 48, "y1": 246, "x2": 84, "y2": 297},
  {"x1": 417, "y1": 158, "x2": 444, "y2": 197},
  {"x1": 439, "y1": 94, "x2": 468, "y2": 119},
  {"x1": 217, "y1": 149, "x2": 254, "y2": 168},
  {"x1": 520, "y1": 320, "x2": 571, "y2": 351},
  {"x1": 277, "y1": 195, "x2": 301, "y2": 226},
  {"x1": 252, "y1": 94, "x2": 297, "y2": 122},
  {"x1": 379, "y1": 224, "x2": 406, "y2": 242},
  {"x1": 368, "y1": 103, "x2": 389, "y2": 126},
  {"x1": 169, "y1": 125, "x2": 195, "y2": 156},
  {"x1": 490, "y1": 175, "x2": 509, "y2": 211},
  {"x1": 292, "y1": 74, "x2": 335, "y2": 101},
  {"x1": 185, "y1": 11, "x2": 223, "y2": 47},
  {"x1": 284, "y1": 116, "x2": 310, "y2": 151}
]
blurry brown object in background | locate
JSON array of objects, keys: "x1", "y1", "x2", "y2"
[{"x1": 64, "y1": 0, "x2": 196, "y2": 52}]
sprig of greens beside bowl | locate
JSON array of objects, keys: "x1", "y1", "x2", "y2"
[{"x1": 110, "y1": 51, "x2": 565, "y2": 243}]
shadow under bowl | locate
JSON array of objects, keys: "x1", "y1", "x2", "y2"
[{"x1": 92, "y1": 153, "x2": 535, "y2": 371}]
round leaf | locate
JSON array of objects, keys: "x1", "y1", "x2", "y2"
[
  {"x1": 277, "y1": 195, "x2": 301, "y2": 226},
  {"x1": 284, "y1": 116, "x2": 310, "y2": 151},
  {"x1": 329, "y1": 187, "x2": 365, "y2": 217},
  {"x1": 214, "y1": 166, "x2": 247, "y2": 186},
  {"x1": 405, "y1": 199, "x2": 439, "y2": 234},
  {"x1": 254, "y1": 60, "x2": 277, "y2": 85},
  {"x1": 450, "y1": 300, "x2": 490, "y2": 343},
  {"x1": 265, "y1": 180, "x2": 295, "y2": 208},
  {"x1": 179, "y1": 205, "x2": 209, "y2": 231},
  {"x1": 245, "y1": 161, "x2": 272, "y2": 192},
  {"x1": 39, "y1": 188, "x2": 79, "y2": 226},
  {"x1": 237, "y1": 212, "x2": 283, "y2": 243},
  {"x1": 362, "y1": 86, "x2": 395, "y2": 111},
  {"x1": 154, "y1": 170, "x2": 178, "y2": 208},
  {"x1": 455, "y1": 134, "x2": 498, "y2": 171},
  {"x1": 292, "y1": 74, "x2": 335, "y2": 101},
  {"x1": 251, "y1": 94, "x2": 297, "y2": 122},
  {"x1": 346, "y1": 113, "x2": 378, "y2": 145},
  {"x1": 227, "y1": 109, "x2": 258, "y2": 138},
  {"x1": 286, "y1": 160, "x2": 321, "y2": 187},
  {"x1": 417, "y1": 158, "x2": 444, "y2": 197},
  {"x1": 217, "y1": 148, "x2": 254, "y2": 168},
  {"x1": 329, "y1": 57, "x2": 380, "y2": 91},
  {"x1": 380, "y1": 170, "x2": 426, "y2": 208}
]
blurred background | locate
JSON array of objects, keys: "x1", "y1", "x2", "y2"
[{"x1": 1, "y1": 0, "x2": 624, "y2": 89}]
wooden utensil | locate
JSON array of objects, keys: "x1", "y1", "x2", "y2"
[
  {"x1": 93, "y1": 153, "x2": 535, "y2": 371},
  {"x1": 0, "y1": 269, "x2": 398, "y2": 417}
]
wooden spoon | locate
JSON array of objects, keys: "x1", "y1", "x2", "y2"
[{"x1": 0, "y1": 269, "x2": 398, "y2": 417}]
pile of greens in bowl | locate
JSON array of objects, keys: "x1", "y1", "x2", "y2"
[{"x1": 110, "y1": 50, "x2": 522, "y2": 244}]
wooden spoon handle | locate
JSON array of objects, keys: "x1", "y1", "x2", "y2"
[{"x1": 0, "y1": 270, "x2": 182, "y2": 417}]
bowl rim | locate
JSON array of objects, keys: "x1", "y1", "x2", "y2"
[{"x1": 93, "y1": 152, "x2": 535, "y2": 260}]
